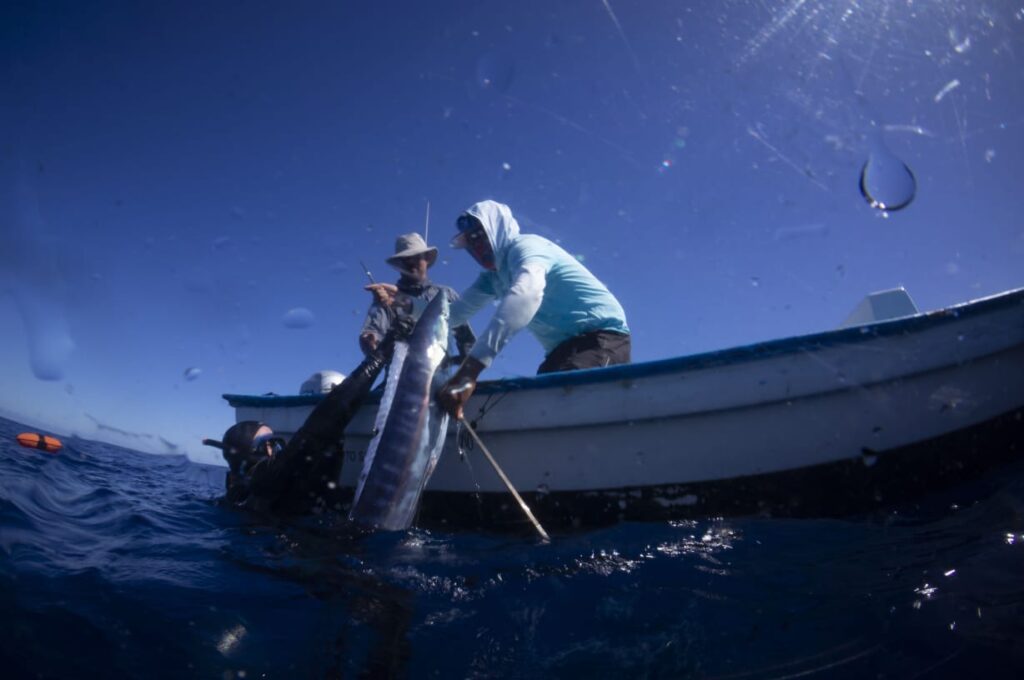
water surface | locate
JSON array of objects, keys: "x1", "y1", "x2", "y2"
[{"x1": 2, "y1": 415, "x2": 1022, "y2": 678}]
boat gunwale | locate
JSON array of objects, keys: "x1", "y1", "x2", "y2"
[
  {"x1": 336, "y1": 342, "x2": 1024, "y2": 440},
  {"x1": 223, "y1": 287, "x2": 1024, "y2": 408}
]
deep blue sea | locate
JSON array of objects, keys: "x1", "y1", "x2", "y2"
[{"x1": 2, "y1": 414, "x2": 1023, "y2": 679}]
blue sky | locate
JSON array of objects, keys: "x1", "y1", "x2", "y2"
[{"x1": 2, "y1": 1, "x2": 1022, "y2": 464}]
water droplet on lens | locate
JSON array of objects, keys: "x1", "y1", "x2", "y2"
[
  {"x1": 476, "y1": 52, "x2": 516, "y2": 92},
  {"x1": 282, "y1": 307, "x2": 315, "y2": 329},
  {"x1": 860, "y1": 149, "x2": 916, "y2": 212},
  {"x1": 27, "y1": 328, "x2": 75, "y2": 380},
  {"x1": 14, "y1": 290, "x2": 76, "y2": 381}
]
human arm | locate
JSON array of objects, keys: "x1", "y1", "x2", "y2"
[
  {"x1": 452, "y1": 323, "x2": 476, "y2": 358},
  {"x1": 365, "y1": 282, "x2": 398, "y2": 306},
  {"x1": 448, "y1": 273, "x2": 497, "y2": 328},
  {"x1": 441, "y1": 286, "x2": 476, "y2": 359},
  {"x1": 465, "y1": 260, "x2": 546, "y2": 367},
  {"x1": 437, "y1": 262, "x2": 546, "y2": 416},
  {"x1": 359, "y1": 288, "x2": 396, "y2": 355}
]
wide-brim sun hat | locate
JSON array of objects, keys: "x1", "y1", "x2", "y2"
[{"x1": 386, "y1": 232, "x2": 438, "y2": 268}]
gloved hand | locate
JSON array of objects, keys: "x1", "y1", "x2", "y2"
[
  {"x1": 373, "y1": 328, "x2": 398, "y2": 361},
  {"x1": 359, "y1": 332, "x2": 379, "y2": 355},
  {"x1": 393, "y1": 313, "x2": 415, "y2": 340},
  {"x1": 365, "y1": 283, "x2": 399, "y2": 307},
  {"x1": 437, "y1": 357, "x2": 486, "y2": 420}
]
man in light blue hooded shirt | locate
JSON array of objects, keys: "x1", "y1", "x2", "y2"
[{"x1": 437, "y1": 200, "x2": 630, "y2": 419}]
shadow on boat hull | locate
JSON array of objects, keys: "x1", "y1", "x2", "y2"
[
  {"x1": 267, "y1": 407, "x2": 1023, "y2": 532},
  {"x1": 408, "y1": 406, "x2": 1024, "y2": 532}
]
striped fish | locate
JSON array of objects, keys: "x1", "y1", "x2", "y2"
[{"x1": 349, "y1": 292, "x2": 451, "y2": 530}]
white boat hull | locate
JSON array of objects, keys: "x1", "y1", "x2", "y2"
[{"x1": 226, "y1": 289, "x2": 1024, "y2": 525}]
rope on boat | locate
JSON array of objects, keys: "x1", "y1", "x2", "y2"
[
  {"x1": 457, "y1": 416, "x2": 550, "y2": 543},
  {"x1": 459, "y1": 389, "x2": 510, "y2": 453}
]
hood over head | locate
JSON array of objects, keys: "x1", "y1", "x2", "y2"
[{"x1": 452, "y1": 200, "x2": 520, "y2": 270}]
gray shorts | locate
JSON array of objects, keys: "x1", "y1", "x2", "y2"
[{"x1": 537, "y1": 330, "x2": 631, "y2": 375}]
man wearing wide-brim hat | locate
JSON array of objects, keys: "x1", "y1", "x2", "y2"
[{"x1": 359, "y1": 232, "x2": 475, "y2": 359}]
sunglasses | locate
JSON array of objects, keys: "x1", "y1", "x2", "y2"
[{"x1": 452, "y1": 214, "x2": 488, "y2": 249}]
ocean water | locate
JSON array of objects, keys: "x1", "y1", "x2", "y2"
[{"x1": 2, "y1": 414, "x2": 1023, "y2": 679}]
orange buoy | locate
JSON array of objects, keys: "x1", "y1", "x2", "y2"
[{"x1": 16, "y1": 432, "x2": 63, "y2": 453}]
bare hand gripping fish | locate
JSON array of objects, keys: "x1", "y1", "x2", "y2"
[{"x1": 349, "y1": 292, "x2": 451, "y2": 530}]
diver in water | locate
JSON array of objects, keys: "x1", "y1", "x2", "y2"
[
  {"x1": 205, "y1": 328, "x2": 418, "y2": 677},
  {"x1": 205, "y1": 328, "x2": 406, "y2": 514}
]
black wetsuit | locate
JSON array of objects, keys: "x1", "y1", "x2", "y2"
[{"x1": 224, "y1": 342, "x2": 392, "y2": 515}]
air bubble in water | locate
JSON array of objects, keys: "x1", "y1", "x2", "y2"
[
  {"x1": 859, "y1": 148, "x2": 916, "y2": 212},
  {"x1": 282, "y1": 307, "x2": 315, "y2": 329},
  {"x1": 475, "y1": 52, "x2": 515, "y2": 92}
]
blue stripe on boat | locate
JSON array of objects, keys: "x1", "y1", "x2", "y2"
[{"x1": 223, "y1": 287, "x2": 1024, "y2": 408}]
